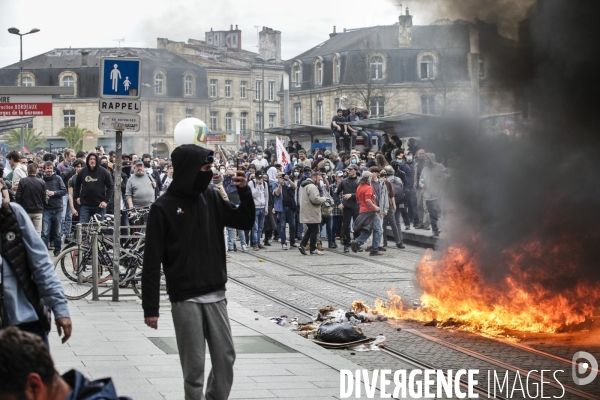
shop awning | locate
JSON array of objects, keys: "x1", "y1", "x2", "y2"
[{"x1": 0, "y1": 117, "x2": 34, "y2": 135}]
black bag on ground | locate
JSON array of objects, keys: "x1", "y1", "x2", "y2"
[{"x1": 316, "y1": 321, "x2": 366, "y2": 343}]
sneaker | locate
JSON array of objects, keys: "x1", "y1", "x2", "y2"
[
  {"x1": 369, "y1": 251, "x2": 383, "y2": 256},
  {"x1": 298, "y1": 246, "x2": 307, "y2": 255},
  {"x1": 351, "y1": 240, "x2": 359, "y2": 253},
  {"x1": 310, "y1": 250, "x2": 324, "y2": 255},
  {"x1": 228, "y1": 248, "x2": 234, "y2": 252},
  {"x1": 263, "y1": 241, "x2": 271, "y2": 246},
  {"x1": 253, "y1": 245, "x2": 259, "y2": 251},
  {"x1": 328, "y1": 242, "x2": 337, "y2": 249},
  {"x1": 233, "y1": 243, "x2": 238, "y2": 252},
  {"x1": 282, "y1": 243, "x2": 288, "y2": 250},
  {"x1": 432, "y1": 230, "x2": 440, "y2": 237},
  {"x1": 422, "y1": 225, "x2": 431, "y2": 230},
  {"x1": 317, "y1": 242, "x2": 323, "y2": 251},
  {"x1": 258, "y1": 244, "x2": 266, "y2": 249},
  {"x1": 405, "y1": 225, "x2": 411, "y2": 230},
  {"x1": 343, "y1": 246, "x2": 350, "y2": 253},
  {"x1": 415, "y1": 224, "x2": 424, "y2": 230},
  {"x1": 241, "y1": 244, "x2": 249, "y2": 253},
  {"x1": 290, "y1": 243, "x2": 298, "y2": 248},
  {"x1": 53, "y1": 250, "x2": 61, "y2": 257},
  {"x1": 397, "y1": 243, "x2": 406, "y2": 249},
  {"x1": 379, "y1": 246, "x2": 386, "y2": 252}
]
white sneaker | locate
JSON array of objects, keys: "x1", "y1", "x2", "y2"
[
  {"x1": 282, "y1": 243, "x2": 288, "y2": 250},
  {"x1": 310, "y1": 249, "x2": 324, "y2": 255},
  {"x1": 241, "y1": 244, "x2": 249, "y2": 253}
]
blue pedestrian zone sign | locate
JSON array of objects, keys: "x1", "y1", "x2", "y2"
[{"x1": 99, "y1": 57, "x2": 142, "y2": 99}]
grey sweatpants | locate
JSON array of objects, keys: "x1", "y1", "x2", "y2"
[{"x1": 171, "y1": 299, "x2": 236, "y2": 400}]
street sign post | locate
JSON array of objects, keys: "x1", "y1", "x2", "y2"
[
  {"x1": 98, "y1": 113, "x2": 141, "y2": 132},
  {"x1": 97, "y1": 56, "x2": 142, "y2": 301},
  {"x1": 99, "y1": 57, "x2": 142, "y2": 99},
  {"x1": 99, "y1": 99, "x2": 141, "y2": 113}
]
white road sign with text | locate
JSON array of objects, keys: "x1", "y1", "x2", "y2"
[{"x1": 98, "y1": 113, "x2": 141, "y2": 132}]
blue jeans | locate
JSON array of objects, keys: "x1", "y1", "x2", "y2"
[
  {"x1": 364, "y1": 130, "x2": 383, "y2": 149},
  {"x1": 355, "y1": 215, "x2": 382, "y2": 252},
  {"x1": 42, "y1": 209, "x2": 63, "y2": 252},
  {"x1": 79, "y1": 205, "x2": 106, "y2": 224},
  {"x1": 252, "y1": 208, "x2": 265, "y2": 245},
  {"x1": 61, "y1": 196, "x2": 72, "y2": 237},
  {"x1": 228, "y1": 227, "x2": 247, "y2": 248},
  {"x1": 320, "y1": 216, "x2": 333, "y2": 243},
  {"x1": 277, "y1": 205, "x2": 297, "y2": 245}
]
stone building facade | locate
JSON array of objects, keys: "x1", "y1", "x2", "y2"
[{"x1": 284, "y1": 11, "x2": 520, "y2": 137}]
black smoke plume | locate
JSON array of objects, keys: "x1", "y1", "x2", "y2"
[{"x1": 436, "y1": 0, "x2": 600, "y2": 310}]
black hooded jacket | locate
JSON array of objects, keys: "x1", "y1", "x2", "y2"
[
  {"x1": 142, "y1": 145, "x2": 255, "y2": 318},
  {"x1": 73, "y1": 153, "x2": 114, "y2": 207}
]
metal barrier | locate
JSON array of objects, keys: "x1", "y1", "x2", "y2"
[{"x1": 91, "y1": 231, "x2": 99, "y2": 301}]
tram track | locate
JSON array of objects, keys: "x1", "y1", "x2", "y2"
[{"x1": 228, "y1": 250, "x2": 600, "y2": 400}]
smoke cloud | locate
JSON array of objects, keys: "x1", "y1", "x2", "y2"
[{"x1": 434, "y1": 0, "x2": 600, "y2": 318}]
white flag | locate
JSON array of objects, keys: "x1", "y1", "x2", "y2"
[{"x1": 276, "y1": 137, "x2": 290, "y2": 170}]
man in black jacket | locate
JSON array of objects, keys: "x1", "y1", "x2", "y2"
[
  {"x1": 41, "y1": 162, "x2": 67, "y2": 256},
  {"x1": 142, "y1": 144, "x2": 255, "y2": 400},
  {"x1": 74, "y1": 153, "x2": 114, "y2": 223},
  {"x1": 335, "y1": 163, "x2": 360, "y2": 253},
  {"x1": 15, "y1": 163, "x2": 46, "y2": 235}
]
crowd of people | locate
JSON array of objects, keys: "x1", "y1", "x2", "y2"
[{"x1": 0, "y1": 147, "x2": 174, "y2": 256}]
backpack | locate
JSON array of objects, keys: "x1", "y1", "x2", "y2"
[{"x1": 390, "y1": 177, "x2": 405, "y2": 203}]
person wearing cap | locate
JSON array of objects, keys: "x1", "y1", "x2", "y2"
[
  {"x1": 125, "y1": 159, "x2": 155, "y2": 229},
  {"x1": 335, "y1": 163, "x2": 360, "y2": 252},
  {"x1": 351, "y1": 171, "x2": 383, "y2": 256}
]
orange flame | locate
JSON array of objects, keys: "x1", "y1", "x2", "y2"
[{"x1": 356, "y1": 244, "x2": 600, "y2": 336}]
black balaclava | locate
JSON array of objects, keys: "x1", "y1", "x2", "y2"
[{"x1": 168, "y1": 145, "x2": 214, "y2": 198}]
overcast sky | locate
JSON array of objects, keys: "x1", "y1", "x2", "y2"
[
  {"x1": 0, "y1": 0, "x2": 530, "y2": 68},
  {"x1": 0, "y1": 0, "x2": 449, "y2": 68}
]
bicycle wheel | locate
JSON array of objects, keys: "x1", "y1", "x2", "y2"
[
  {"x1": 130, "y1": 262, "x2": 168, "y2": 300},
  {"x1": 54, "y1": 247, "x2": 102, "y2": 300}
]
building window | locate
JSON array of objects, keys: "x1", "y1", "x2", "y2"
[
  {"x1": 421, "y1": 96, "x2": 435, "y2": 114},
  {"x1": 155, "y1": 74, "x2": 164, "y2": 94},
  {"x1": 293, "y1": 63, "x2": 301, "y2": 87},
  {"x1": 63, "y1": 110, "x2": 75, "y2": 127},
  {"x1": 225, "y1": 80, "x2": 232, "y2": 98},
  {"x1": 22, "y1": 76, "x2": 33, "y2": 87},
  {"x1": 268, "y1": 81, "x2": 275, "y2": 101},
  {"x1": 256, "y1": 113, "x2": 263, "y2": 130},
  {"x1": 316, "y1": 100, "x2": 323, "y2": 125},
  {"x1": 333, "y1": 55, "x2": 341, "y2": 83},
  {"x1": 255, "y1": 80, "x2": 262, "y2": 100},
  {"x1": 210, "y1": 111, "x2": 218, "y2": 130},
  {"x1": 420, "y1": 56, "x2": 434, "y2": 80},
  {"x1": 156, "y1": 108, "x2": 165, "y2": 132},
  {"x1": 334, "y1": 98, "x2": 340, "y2": 109},
  {"x1": 315, "y1": 60, "x2": 323, "y2": 85},
  {"x1": 209, "y1": 79, "x2": 217, "y2": 97},
  {"x1": 240, "y1": 112, "x2": 247, "y2": 132},
  {"x1": 186, "y1": 108, "x2": 193, "y2": 118},
  {"x1": 370, "y1": 97, "x2": 385, "y2": 117},
  {"x1": 240, "y1": 81, "x2": 247, "y2": 98},
  {"x1": 62, "y1": 76, "x2": 74, "y2": 87},
  {"x1": 370, "y1": 56, "x2": 384, "y2": 80},
  {"x1": 269, "y1": 113, "x2": 276, "y2": 128},
  {"x1": 185, "y1": 75, "x2": 194, "y2": 96},
  {"x1": 225, "y1": 112, "x2": 233, "y2": 131},
  {"x1": 294, "y1": 103, "x2": 301, "y2": 124}
]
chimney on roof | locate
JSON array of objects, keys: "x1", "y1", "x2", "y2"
[
  {"x1": 330, "y1": 26, "x2": 337, "y2": 38},
  {"x1": 230, "y1": 24, "x2": 233, "y2": 31},
  {"x1": 210, "y1": 27, "x2": 213, "y2": 32},
  {"x1": 398, "y1": 10, "x2": 413, "y2": 48},
  {"x1": 259, "y1": 27, "x2": 281, "y2": 62},
  {"x1": 80, "y1": 50, "x2": 89, "y2": 67},
  {"x1": 235, "y1": 24, "x2": 238, "y2": 30}
]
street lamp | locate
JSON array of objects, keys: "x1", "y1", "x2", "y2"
[
  {"x1": 142, "y1": 82, "x2": 160, "y2": 154},
  {"x1": 8, "y1": 27, "x2": 40, "y2": 152},
  {"x1": 255, "y1": 57, "x2": 276, "y2": 145}
]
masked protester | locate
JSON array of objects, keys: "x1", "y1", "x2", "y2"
[{"x1": 142, "y1": 145, "x2": 255, "y2": 400}]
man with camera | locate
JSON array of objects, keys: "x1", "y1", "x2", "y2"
[{"x1": 272, "y1": 172, "x2": 297, "y2": 250}]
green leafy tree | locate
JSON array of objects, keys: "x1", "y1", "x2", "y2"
[
  {"x1": 57, "y1": 125, "x2": 92, "y2": 152},
  {"x1": 6, "y1": 127, "x2": 46, "y2": 151}
]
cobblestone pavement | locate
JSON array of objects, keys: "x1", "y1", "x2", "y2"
[{"x1": 226, "y1": 241, "x2": 600, "y2": 400}]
